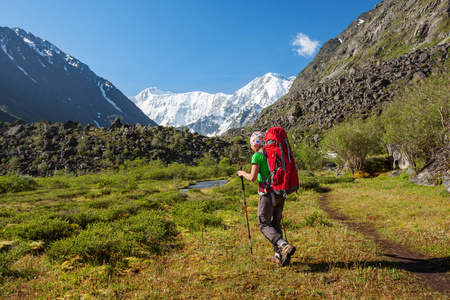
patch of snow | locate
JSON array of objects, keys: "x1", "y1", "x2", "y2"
[
  {"x1": 65, "y1": 54, "x2": 80, "y2": 68},
  {"x1": 16, "y1": 65, "x2": 28, "y2": 76},
  {"x1": 99, "y1": 82, "x2": 124, "y2": 113},
  {"x1": 357, "y1": 19, "x2": 365, "y2": 25},
  {"x1": 38, "y1": 59, "x2": 47, "y2": 68},
  {"x1": 23, "y1": 37, "x2": 52, "y2": 57},
  {"x1": 1, "y1": 43, "x2": 14, "y2": 61}
]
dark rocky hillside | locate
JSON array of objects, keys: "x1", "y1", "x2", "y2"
[
  {"x1": 290, "y1": 0, "x2": 450, "y2": 95},
  {"x1": 0, "y1": 119, "x2": 247, "y2": 177},
  {"x1": 236, "y1": 0, "x2": 450, "y2": 135},
  {"x1": 249, "y1": 43, "x2": 450, "y2": 132}
]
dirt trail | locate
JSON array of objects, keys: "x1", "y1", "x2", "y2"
[{"x1": 317, "y1": 188, "x2": 450, "y2": 296}]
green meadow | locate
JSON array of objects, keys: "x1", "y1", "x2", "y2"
[{"x1": 0, "y1": 160, "x2": 449, "y2": 299}]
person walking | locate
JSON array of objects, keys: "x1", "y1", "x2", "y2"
[{"x1": 237, "y1": 131, "x2": 296, "y2": 267}]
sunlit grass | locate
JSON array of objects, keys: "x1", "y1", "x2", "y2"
[
  {"x1": 0, "y1": 165, "x2": 447, "y2": 298},
  {"x1": 324, "y1": 173, "x2": 450, "y2": 257}
]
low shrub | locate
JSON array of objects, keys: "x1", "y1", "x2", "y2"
[
  {"x1": 3, "y1": 216, "x2": 73, "y2": 242},
  {"x1": 0, "y1": 175, "x2": 37, "y2": 193},
  {"x1": 320, "y1": 176, "x2": 356, "y2": 184},
  {"x1": 0, "y1": 241, "x2": 30, "y2": 276},
  {"x1": 124, "y1": 211, "x2": 176, "y2": 252},
  {"x1": 302, "y1": 211, "x2": 332, "y2": 227},
  {"x1": 47, "y1": 222, "x2": 135, "y2": 264},
  {"x1": 152, "y1": 190, "x2": 187, "y2": 205},
  {"x1": 171, "y1": 199, "x2": 223, "y2": 231},
  {"x1": 298, "y1": 176, "x2": 320, "y2": 190},
  {"x1": 353, "y1": 171, "x2": 371, "y2": 179},
  {"x1": 47, "y1": 213, "x2": 176, "y2": 264},
  {"x1": 58, "y1": 211, "x2": 103, "y2": 229},
  {"x1": 86, "y1": 198, "x2": 115, "y2": 209},
  {"x1": 100, "y1": 202, "x2": 142, "y2": 222},
  {"x1": 39, "y1": 177, "x2": 70, "y2": 189}
]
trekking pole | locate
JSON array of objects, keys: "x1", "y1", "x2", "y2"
[{"x1": 238, "y1": 167, "x2": 253, "y2": 255}]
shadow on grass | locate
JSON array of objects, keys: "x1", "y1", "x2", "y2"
[{"x1": 292, "y1": 256, "x2": 450, "y2": 275}]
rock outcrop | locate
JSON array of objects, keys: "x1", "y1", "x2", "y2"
[{"x1": 411, "y1": 144, "x2": 450, "y2": 192}]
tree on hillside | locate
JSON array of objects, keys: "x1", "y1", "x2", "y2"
[
  {"x1": 381, "y1": 72, "x2": 450, "y2": 170},
  {"x1": 320, "y1": 117, "x2": 382, "y2": 174}
]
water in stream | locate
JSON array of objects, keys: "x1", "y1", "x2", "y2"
[{"x1": 180, "y1": 180, "x2": 228, "y2": 192}]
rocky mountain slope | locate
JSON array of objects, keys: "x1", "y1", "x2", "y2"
[
  {"x1": 242, "y1": 0, "x2": 450, "y2": 135},
  {"x1": 290, "y1": 0, "x2": 450, "y2": 95},
  {"x1": 131, "y1": 73, "x2": 294, "y2": 136},
  {"x1": 0, "y1": 27, "x2": 156, "y2": 127}
]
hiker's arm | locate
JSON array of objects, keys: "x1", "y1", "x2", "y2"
[{"x1": 237, "y1": 164, "x2": 259, "y2": 182}]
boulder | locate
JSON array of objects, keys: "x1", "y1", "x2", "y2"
[
  {"x1": 410, "y1": 144, "x2": 450, "y2": 191},
  {"x1": 386, "y1": 144, "x2": 411, "y2": 170}
]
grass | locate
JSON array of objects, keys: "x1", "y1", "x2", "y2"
[
  {"x1": 323, "y1": 173, "x2": 450, "y2": 258},
  {"x1": 0, "y1": 164, "x2": 448, "y2": 299}
]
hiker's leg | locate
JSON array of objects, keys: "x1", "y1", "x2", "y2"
[
  {"x1": 271, "y1": 193, "x2": 285, "y2": 252},
  {"x1": 258, "y1": 194, "x2": 282, "y2": 247},
  {"x1": 272, "y1": 193, "x2": 285, "y2": 238}
]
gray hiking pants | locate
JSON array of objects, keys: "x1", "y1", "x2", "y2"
[{"x1": 257, "y1": 192, "x2": 285, "y2": 253}]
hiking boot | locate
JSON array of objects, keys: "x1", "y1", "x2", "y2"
[
  {"x1": 268, "y1": 252, "x2": 282, "y2": 267},
  {"x1": 279, "y1": 243, "x2": 296, "y2": 266}
]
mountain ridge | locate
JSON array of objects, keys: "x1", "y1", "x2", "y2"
[
  {"x1": 131, "y1": 72, "x2": 294, "y2": 136},
  {"x1": 0, "y1": 26, "x2": 156, "y2": 127}
]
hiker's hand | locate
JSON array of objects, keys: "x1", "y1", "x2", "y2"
[{"x1": 236, "y1": 170, "x2": 243, "y2": 178}]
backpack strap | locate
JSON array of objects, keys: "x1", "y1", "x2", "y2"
[{"x1": 257, "y1": 150, "x2": 272, "y2": 194}]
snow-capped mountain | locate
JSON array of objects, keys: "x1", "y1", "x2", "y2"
[
  {"x1": 0, "y1": 26, "x2": 155, "y2": 127},
  {"x1": 131, "y1": 73, "x2": 294, "y2": 136}
]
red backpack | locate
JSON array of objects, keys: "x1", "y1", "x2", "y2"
[{"x1": 263, "y1": 127, "x2": 299, "y2": 196}]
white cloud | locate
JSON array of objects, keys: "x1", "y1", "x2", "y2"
[{"x1": 291, "y1": 33, "x2": 320, "y2": 57}]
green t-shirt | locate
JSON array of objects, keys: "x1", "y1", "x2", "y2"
[{"x1": 251, "y1": 152, "x2": 270, "y2": 183}]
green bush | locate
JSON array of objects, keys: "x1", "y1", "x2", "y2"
[
  {"x1": 298, "y1": 176, "x2": 320, "y2": 190},
  {"x1": 58, "y1": 211, "x2": 102, "y2": 229},
  {"x1": 47, "y1": 222, "x2": 135, "y2": 264},
  {"x1": 124, "y1": 211, "x2": 176, "y2": 252},
  {"x1": 47, "y1": 213, "x2": 176, "y2": 264},
  {"x1": 0, "y1": 175, "x2": 38, "y2": 193},
  {"x1": 4, "y1": 216, "x2": 73, "y2": 242},
  {"x1": 302, "y1": 211, "x2": 332, "y2": 227},
  {"x1": 292, "y1": 141, "x2": 325, "y2": 171},
  {"x1": 39, "y1": 177, "x2": 70, "y2": 189},
  {"x1": 152, "y1": 190, "x2": 187, "y2": 205},
  {"x1": 320, "y1": 176, "x2": 355, "y2": 184},
  {"x1": 171, "y1": 199, "x2": 223, "y2": 231},
  {"x1": 362, "y1": 159, "x2": 392, "y2": 176},
  {"x1": 97, "y1": 177, "x2": 116, "y2": 188},
  {"x1": 100, "y1": 203, "x2": 142, "y2": 222},
  {"x1": 86, "y1": 198, "x2": 115, "y2": 209},
  {"x1": 0, "y1": 241, "x2": 30, "y2": 276},
  {"x1": 320, "y1": 117, "x2": 383, "y2": 174}
]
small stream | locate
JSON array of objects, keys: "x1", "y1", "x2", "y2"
[{"x1": 180, "y1": 180, "x2": 228, "y2": 192}]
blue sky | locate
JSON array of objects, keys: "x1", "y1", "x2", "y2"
[{"x1": 0, "y1": 0, "x2": 381, "y2": 96}]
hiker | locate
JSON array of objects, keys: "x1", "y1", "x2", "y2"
[{"x1": 237, "y1": 131, "x2": 296, "y2": 267}]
